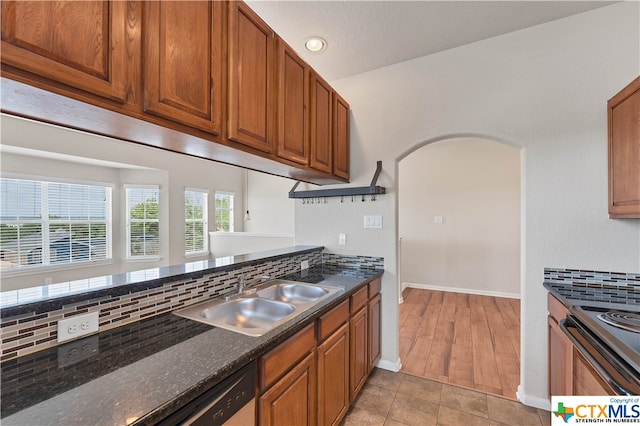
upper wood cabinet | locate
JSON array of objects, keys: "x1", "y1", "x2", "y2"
[
  {"x1": 228, "y1": 1, "x2": 276, "y2": 153},
  {"x1": 333, "y1": 92, "x2": 350, "y2": 180},
  {"x1": 1, "y1": 0, "x2": 128, "y2": 102},
  {"x1": 608, "y1": 75, "x2": 640, "y2": 218},
  {"x1": 277, "y1": 39, "x2": 309, "y2": 165},
  {"x1": 143, "y1": 1, "x2": 224, "y2": 136},
  {"x1": 1, "y1": 0, "x2": 349, "y2": 184},
  {"x1": 310, "y1": 72, "x2": 333, "y2": 174}
]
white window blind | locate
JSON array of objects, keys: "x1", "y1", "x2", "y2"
[
  {"x1": 0, "y1": 177, "x2": 112, "y2": 271},
  {"x1": 125, "y1": 186, "x2": 159, "y2": 258},
  {"x1": 185, "y1": 189, "x2": 208, "y2": 255},
  {"x1": 215, "y1": 192, "x2": 234, "y2": 232}
]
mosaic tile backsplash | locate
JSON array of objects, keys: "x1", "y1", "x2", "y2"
[
  {"x1": 544, "y1": 268, "x2": 640, "y2": 305},
  {"x1": 0, "y1": 250, "x2": 384, "y2": 361},
  {"x1": 0, "y1": 250, "x2": 324, "y2": 361}
]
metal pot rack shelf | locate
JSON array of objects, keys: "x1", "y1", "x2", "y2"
[{"x1": 288, "y1": 161, "x2": 386, "y2": 201}]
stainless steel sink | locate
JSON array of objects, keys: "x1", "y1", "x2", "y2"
[
  {"x1": 256, "y1": 282, "x2": 330, "y2": 303},
  {"x1": 174, "y1": 280, "x2": 342, "y2": 337}
]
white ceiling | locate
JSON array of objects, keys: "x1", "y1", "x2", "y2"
[{"x1": 247, "y1": 1, "x2": 617, "y2": 81}]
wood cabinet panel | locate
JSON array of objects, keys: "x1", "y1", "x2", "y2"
[
  {"x1": 317, "y1": 323, "x2": 349, "y2": 426},
  {"x1": 228, "y1": 1, "x2": 275, "y2": 153},
  {"x1": 317, "y1": 300, "x2": 349, "y2": 342},
  {"x1": 350, "y1": 286, "x2": 368, "y2": 314},
  {"x1": 608, "y1": 76, "x2": 640, "y2": 218},
  {"x1": 1, "y1": 0, "x2": 127, "y2": 102},
  {"x1": 548, "y1": 293, "x2": 569, "y2": 324},
  {"x1": 349, "y1": 306, "x2": 368, "y2": 402},
  {"x1": 573, "y1": 351, "x2": 615, "y2": 396},
  {"x1": 259, "y1": 351, "x2": 316, "y2": 426},
  {"x1": 548, "y1": 316, "x2": 573, "y2": 397},
  {"x1": 259, "y1": 323, "x2": 315, "y2": 391},
  {"x1": 277, "y1": 40, "x2": 309, "y2": 165},
  {"x1": 333, "y1": 92, "x2": 350, "y2": 180},
  {"x1": 144, "y1": 1, "x2": 223, "y2": 135},
  {"x1": 368, "y1": 293, "x2": 382, "y2": 373},
  {"x1": 310, "y1": 72, "x2": 333, "y2": 173}
]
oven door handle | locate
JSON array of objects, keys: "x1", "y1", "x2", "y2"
[{"x1": 560, "y1": 316, "x2": 640, "y2": 396}]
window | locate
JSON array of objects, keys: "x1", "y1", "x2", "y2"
[
  {"x1": 126, "y1": 186, "x2": 159, "y2": 258},
  {"x1": 185, "y1": 189, "x2": 208, "y2": 255},
  {"x1": 0, "y1": 177, "x2": 112, "y2": 271},
  {"x1": 215, "y1": 192, "x2": 234, "y2": 232}
]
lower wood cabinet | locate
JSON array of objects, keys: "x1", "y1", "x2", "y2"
[
  {"x1": 547, "y1": 292, "x2": 617, "y2": 397},
  {"x1": 317, "y1": 322, "x2": 350, "y2": 426},
  {"x1": 258, "y1": 278, "x2": 382, "y2": 426},
  {"x1": 573, "y1": 351, "x2": 615, "y2": 396},
  {"x1": 260, "y1": 351, "x2": 317, "y2": 426},
  {"x1": 548, "y1": 293, "x2": 572, "y2": 397},
  {"x1": 349, "y1": 305, "x2": 368, "y2": 401}
]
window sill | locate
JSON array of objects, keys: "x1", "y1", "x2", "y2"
[{"x1": 125, "y1": 256, "x2": 162, "y2": 263}]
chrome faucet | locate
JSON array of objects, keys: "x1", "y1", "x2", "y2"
[{"x1": 237, "y1": 274, "x2": 272, "y2": 294}]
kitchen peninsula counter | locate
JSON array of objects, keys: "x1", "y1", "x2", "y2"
[{"x1": 1, "y1": 264, "x2": 382, "y2": 425}]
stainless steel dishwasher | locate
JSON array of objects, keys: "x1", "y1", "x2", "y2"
[{"x1": 158, "y1": 360, "x2": 256, "y2": 426}]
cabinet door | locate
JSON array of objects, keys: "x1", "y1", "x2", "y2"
[
  {"x1": 1, "y1": 0, "x2": 127, "y2": 102},
  {"x1": 228, "y1": 1, "x2": 275, "y2": 153},
  {"x1": 368, "y1": 293, "x2": 382, "y2": 373},
  {"x1": 350, "y1": 306, "x2": 368, "y2": 402},
  {"x1": 317, "y1": 323, "x2": 349, "y2": 426},
  {"x1": 608, "y1": 76, "x2": 640, "y2": 218},
  {"x1": 548, "y1": 316, "x2": 573, "y2": 397},
  {"x1": 573, "y1": 351, "x2": 615, "y2": 396},
  {"x1": 144, "y1": 1, "x2": 223, "y2": 135},
  {"x1": 277, "y1": 40, "x2": 309, "y2": 165},
  {"x1": 333, "y1": 92, "x2": 350, "y2": 180},
  {"x1": 310, "y1": 73, "x2": 332, "y2": 173},
  {"x1": 259, "y1": 351, "x2": 316, "y2": 426}
]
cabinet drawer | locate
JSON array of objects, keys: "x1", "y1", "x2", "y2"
[
  {"x1": 259, "y1": 323, "x2": 315, "y2": 391},
  {"x1": 548, "y1": 293, "x2": 569, "y2": 323},
  {"x1": 317, "y1": 300, "x2": 349, "y2": 342},
  {"x1": 368, "y1": 278, "x2": 381, "y2": 298},
  {"x1": 350, "y1": 286, "x2": 368, "y2": 313}
]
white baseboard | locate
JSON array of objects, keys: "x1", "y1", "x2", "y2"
[
  {"x1": 516, "y1": 385, "x2": 551, "y2": 410},
  {"x1": 376, "y1": 357, "x2": 402, "y2": 372},
  {"x1": 403, "y1": 282, "x2": 520, "y2": 299}
]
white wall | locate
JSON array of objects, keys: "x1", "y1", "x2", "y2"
[
  {"x1": 244, "y1": 170, "x2": 295, "y2": 235},
  {"x1": 0, "y1": 116, "x2": 246, "y2": 290},
  {"x1": 399, "y1": 138, "x2": 520, "y2": 297},
  {"x1": 295, "y1": 2, "x2": 640, "y2": 407}
]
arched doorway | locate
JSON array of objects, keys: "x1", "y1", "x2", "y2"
[{"x1": 397, "y1": 136, "x2": 521, "y2": 399}]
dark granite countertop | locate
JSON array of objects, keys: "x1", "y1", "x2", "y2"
[
  {"x1": 1, "y1": 265, "x2": 383, "y2": 425},
  {"x1": 544, "y1": 282, "x2": 640, "y2": 313}
]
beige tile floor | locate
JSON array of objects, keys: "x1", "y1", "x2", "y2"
[{"x1": 341, "y1": 369, "x2": 551, "y2": 426}]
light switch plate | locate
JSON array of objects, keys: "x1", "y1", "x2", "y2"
[{"x1": 364, "y1": 215, "x2": 383, "y2": 229}]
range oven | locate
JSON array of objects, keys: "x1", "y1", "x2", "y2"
[{"x1": 560, "y1": 305, "x2": 640, "y2": 395}]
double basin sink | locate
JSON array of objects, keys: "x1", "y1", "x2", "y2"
[{"x1": 174, "y1": 280, "x2": 342, "y2": 337}]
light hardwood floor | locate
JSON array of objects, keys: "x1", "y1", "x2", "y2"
[{"x1": 399, "y1": 287, "x2": 521, "y2": 400}]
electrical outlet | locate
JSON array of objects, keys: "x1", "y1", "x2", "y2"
[
  {"x1": 338, "y1": 233, "x2": 346, "y2": 245},
  {"x1": 301, "y1": 260, "x2": 309, "y2": 270},
  {"x1": 57, "y1": 312, "x2": 99, "y2": 343}
]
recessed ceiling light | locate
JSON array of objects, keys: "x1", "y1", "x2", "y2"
[{"x1": 305, "y1": 37, "x2": 327, "y2": 53}]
